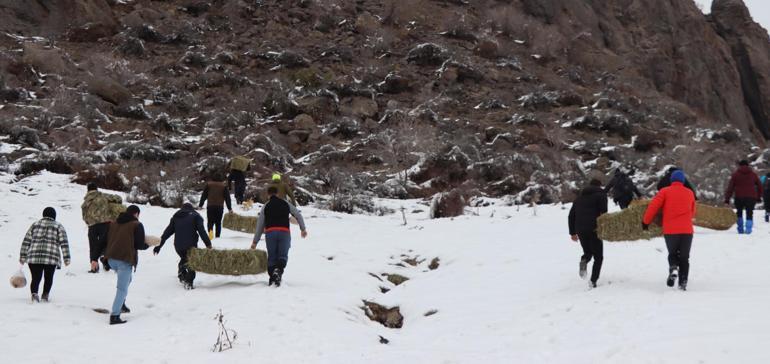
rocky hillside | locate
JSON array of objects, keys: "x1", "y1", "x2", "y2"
[{"x1": 1, "y1": 0, "x2": 769, "y2": 210}]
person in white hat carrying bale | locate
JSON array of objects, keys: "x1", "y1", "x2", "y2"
[
  {"x1": 19, "y1": 207, "x2": 70, "y2": 303},
  {"x1": 251, "y1": 186, "x2": 307, "y2": 287}
]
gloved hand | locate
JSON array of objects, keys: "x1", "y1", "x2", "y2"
[
  {"x1": 153, "y1": 246, "x2": 161, "y2": 255},
  {"x1": 641, "y1": 223, "x2": 649, "y2": 231}
]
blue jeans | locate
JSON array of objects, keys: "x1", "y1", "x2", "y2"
[
  {"x1": 265, "y1": 231, "x2": 291, "y2": 270},
  {"x1": 109, "y1": 259, "x2": 133, "y2": 315}
]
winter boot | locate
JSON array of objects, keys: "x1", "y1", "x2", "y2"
[
  {"x1": 746, "y1": 220, "x2": 754, "y2": 235},
  {"x1": 579, "y1": 258, "x2": 588, "y2": 279},
  {"x1": 100, "y1": 257, "x2": 111, "y2": 272},
  {"x1": 667, "y1": 267, "x2": 679, "y2": 287},
  {"x1": 272, "y1": 268, "x2": 283, "y2": 287},
  {"x1": 121, "y1": 303, "x2": 130, "y2": 314},
  {"x1": 765, "y1": 212, "x2": 769, "y2": 223},
  {"x1": 31, "y1": 293, "x2": 40, "y2": 303},
  {"x1": 41, "y1": 294, "x2": 49, "y2": 302},
  {"x1": 208, "y1": 229, "x2": 214, "y2": 241},
  {"x1": 590, "y1": 281, "x2": 597, "y2": 288},
  {"x1": 737, "y1": 217, "x2": 745, "y2": 234},
  {"x1": 678, "y1": 280, "x2": 687, "y2": 291},
  {"x1": 267, "y1": 266, "x2": 276, "y2": 286},
  {"x1": 110, "y1": 315, "x2": 127, "y2": 325}
]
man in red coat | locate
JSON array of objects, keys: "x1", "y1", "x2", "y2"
[
  {"x1": 642, "y1": 170, "x2": 696, "y2": 291},
  {"x1": 724, "y1": 160, "x2": 763, "y2": 234}
]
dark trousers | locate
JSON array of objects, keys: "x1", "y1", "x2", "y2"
[
  {"x1": 207, "y1": 206, "x2": 224, "y2": 237},
  {"x1": 230, "y1": 176, "x2": 246, "y2": 204},
  {"x1": 88, "y1": 222, "x2": 110, "y2": 262},
  {"x1": 577, "y1": 231, "x2": 603, "y2": 283},
  {"x1": 176, "y1": 247, "x2": 196, "y2": 284},
  {"x1": 735, "y1": 197, "x2": 756, "y2": 220},
  {"x1": 664, "y1": 234, "x2": 693, "y2": 283},
  {"x1": 266, "y1": 231, "x2": 291, "y2": 276},
  {"x1": 28, "y1": 264, "x2": 56, "y2": 295}
]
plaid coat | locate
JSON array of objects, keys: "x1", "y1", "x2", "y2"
[{"x1": 20, "y1": 217, "x2": 71, "y2": 268}]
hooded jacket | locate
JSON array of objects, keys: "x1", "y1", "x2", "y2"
[
  {"x1": 104, "y1": 212, "x2": 148, "y2": 267},
  {"x1": 644, "y1": 182, "x2": 696, "y2": 235},
  {"x1": 199, "y1": 181, "x2": 232, "y2": 210},
  {"x1": 725, "y1": 165, "x2": 762, "y2": 202},
  {"x1": 158, "y1": 205, "x2": 212, "y2": 252},
  {"x1": 568, "y1": 186, "x2": 608, "y2": 235},
  {"x1": 657, "y1": 170, "x2": 697, "y2": 196}
]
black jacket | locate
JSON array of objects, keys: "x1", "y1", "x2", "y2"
[
  {"x1": 159, "y1": 205, "x2": 212, "y2": 252},
  {"x1": 568, "y1": 186, "x2": 609, "y2": 235},
  {"x1": 605, "y1": 172, "x2": 641, "y2": 201}
]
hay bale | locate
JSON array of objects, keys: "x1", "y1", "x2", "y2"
[
  {"x1": 223, "y1": 211, "x2": 257, "y2": 234},
  {"x1": 597, "y1": 204, "x2": 663, "y2": 242},
  {"x1": 109, "y1": 203, "x2": 126, "y2": 220},
  {"x1": 187, "y1": 248, "x2": 267, "y2": 275},
  {"x1": 695, "y1": 204, "x2": 736, "y2": 230},
  {"x1": 145, "y1": 235, "x2": 161, "y2": 246},
  {"x1": 229, "y1": 156, "x2": 251, "y2": 172},
  {"x1": 597, "y1": 200, "x2": 736, "y2": 241}
]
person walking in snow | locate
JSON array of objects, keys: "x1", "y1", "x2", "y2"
[
  {"x1": 228, "y1": 156, "x2": 250, "y2": 205},
  {"x1": 154, "y1": 203, "x2": 213, "y2": 289},
  {"x1": 643, "y1": 170, "x2": 696, "y2": 291},
  {"x1": 251, "y1": 186, "x2": 307, "y2": 287},
  {"x1": 604, "y1": 168, "x2": 642, "y2": 209},
  {"x1": 267, "y1": 173, "x2": 298, "y2": 206},
  {"x1": 763, "y1": 173, "x2": 770, "y2": 222},
  {"x1": 19, "y1": 207, "x2": 71, "y2": 303},
  {"x1": 103, "y1": 205, "x2": 149, "y2": 325},
  {"x1": 724, "y1": 160, "x2": 762, "y2": 234},
  {"x1": 657, "y1": 166, "x2": 697, "y2": 195},
  {"x1": 568, "y1": 179, "x2": 608, "y2": 288},
  {"x1": 199, "y1": 176, "x2": 232, "y2": 239},
  {"x1": 81, "y1": 182, "x2": 122, "y2": 273}
]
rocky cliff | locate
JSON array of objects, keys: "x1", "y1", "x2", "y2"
[{"x1": 1, "y1": 0, "x2": 769, "y2": 209}]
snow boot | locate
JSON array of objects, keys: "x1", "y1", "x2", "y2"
[
  {"x1": 121, "y1": 303, "x2": 130, "y2": 314},
  {"x1": 746, "y1": 220, "x2": 754, "y2": 234},
  {"x1": 41, "y1": 294, "x2": 49, "y2": 302},
  {"x1": 737, "y1": 217, "x2": 744, "y2": 234},
  {"x1": 765, "y1": 212, "x2": 769, "y2": 223},
  {"x1": 31, "y1": 293, "x2": 40, "y2": 303},
  {"x1": 579, "y1": 258, "x2": 588, "y2": 279},
  {"x1": 272, "y1": 268, "x2": 283, "y2": 287},
  {"x1": 590, "y1": 281, "x2": 597, "y2": 288},
  {"x1": 110, "y1": 315, "x2": 126, "y2": 325},
  {"x1": 678, "y1": 280, "x2": 687, "y2": 291},
  {"x1": 667, "y1": 267, "x2": 679, "y2": 287},
  {"x1": 208, "y1": 229, "x2": 214, "y2": 241}
]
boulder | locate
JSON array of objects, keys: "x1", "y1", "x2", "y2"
[
  {"x1": 87, "y1": 76, "x2": 132, "y2": 105},
  {"x1": 406, "y1": 43, "x2": 449, "y2": 66},
  {"x1": 340, "y1": 97, "x2": 378, "y2": 118}
]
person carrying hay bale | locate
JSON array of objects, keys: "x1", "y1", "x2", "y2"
[
  {"x1": 251, "y1": 186, "x2": 308, "y2": 287},
  {"x1": 154, "y1": 203, "x2": 213, "y2": 289},
  {"x1": 643, "y1": 170, "x2": 696, "y2": 291},
  {"x1": 267, "y1": 173, "x2": 298, "y2": 206},
  {"x1": 228, "y1": 156, "x2": 251, "y2": 205},
  {"x1": 724, "y1": 160, "x2": 762, "y2": 234},
  {"x1": 19, "y1": 207, "x2": 71, "y2": 303},
  {"x1": 568, "y1": 179, "x2": 608, "y2": 288},
  {"x1": 199, "y1": 176, "x2": 233, "y2": 240},
  {"x1": 81, "y1": 182, "x2": 123, "y2": 273},
  {"x1": 605, "y1": 168, "x2": 642, "y2": 209}
]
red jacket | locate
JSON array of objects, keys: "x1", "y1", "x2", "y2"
[
  {"x1": 725, "y1": 165, "x2": 762, "y2": 202},
  {"x1": 643, "y1": 182, "x2": 696, "y2": 235}
]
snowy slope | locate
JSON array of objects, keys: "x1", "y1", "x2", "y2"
[{"x1": 2, "y1": 172, "x2": 770, "y2": 364}]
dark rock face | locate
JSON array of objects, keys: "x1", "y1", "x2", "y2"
[
  {"x1": 1, "y1": 0, "x2": 770, "y2": 207},
  {"x1": 711, "y1": 0, "x2": 770, "y2": 138}
]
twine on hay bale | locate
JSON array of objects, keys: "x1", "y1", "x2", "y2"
[
  {"x1": 598, "y1": 200, "x2": 736, "y2": 241},
  {"x1": 223, "y1": 212, "x2": 257, "y2": 234},
  {"x1": 187, "y1": 248, "x2": 267, "y2": 275}
]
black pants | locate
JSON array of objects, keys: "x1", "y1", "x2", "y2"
[
  {"x1": 207, "y1": 206, "x2": 224, "y2": 238},
  {"x1": 29, "y1": 264, "x2": 56, "y2": 295},
  {"x1": 88, "y1": 222, "x2": 111, "y2": 262},
  {"x1": 735, "y1": 197, "x2": 756, "y2": 220},
  {"x1": 176, "y1": 247, "x2": 196, "y2": 284},
  {"x1": 230, "y1": 176, "x2": 246, "y2": 204},
  {"x1": 664, "y1": 234, "x2": 693, "y2": 283},
  {"x1": 764, "y1": 194, "x2": 770, "y2": 213},
  {"x1": 577, "y1": 231, "x2": 603, "y2": 283}
]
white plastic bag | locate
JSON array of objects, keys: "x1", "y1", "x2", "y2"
[{"x1": 10, "y1": 266, "x2": 26, "y2": 288}]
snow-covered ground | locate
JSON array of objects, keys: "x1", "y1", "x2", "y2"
[{"x1": 2, "y1": 172, "x2": 770, "y2": 363}]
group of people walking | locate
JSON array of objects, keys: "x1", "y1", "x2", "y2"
[
  {"x1": 569, "y1": 160, "x2": 767, "y2": 290},
  {"x1": 18, "y1": 161, "x2": 307, "y2": 326}
]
